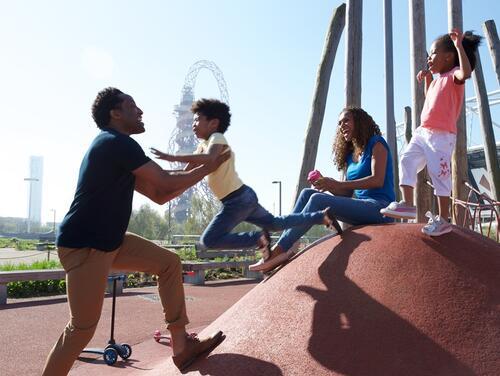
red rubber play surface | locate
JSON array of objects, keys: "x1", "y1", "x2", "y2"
[{"x1": 159, "y1": 223, "x2": 500, "y2": 375}]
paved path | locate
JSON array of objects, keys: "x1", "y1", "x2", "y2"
[{"x1": 0, "y1": 278, "x2": 258, "y2": 376}]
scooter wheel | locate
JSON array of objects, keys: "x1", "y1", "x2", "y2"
[
  {"x1": 103, "y1": 347, "x2": 118, "y2": 365},
  {"x1": 120, "y1": 343, "x2": 132, "y2": 359}
]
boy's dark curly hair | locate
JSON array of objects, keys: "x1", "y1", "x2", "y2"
[
  {"x1": 435, "y1": 31, "x2": 482, "y2": 71},
  {"x1": 191, "y1": 98, "x2": 231, "y2": 133},
  {"x1": 91, "y1": 87, "x2": 125, "y2": 129},
  {"x1": 332, "y1": 107, "x2": 382, "y2": 171}
]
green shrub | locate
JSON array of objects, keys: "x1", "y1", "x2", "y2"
[
  {"x1": 8, "y1": 279, "x2": 66, "y2": 298},
  {"x1": 125, "y1": 272, "x2": 157, "y2": 288},
  {"x1": 177, "y1": 247, "x2": 198, "y2": 261},
  {"x1": 205, "y1": 268, "x2": 243, "y2": 281},
  {"x1": 2, "y1": 260, "x2": 64, "y2": 298}
]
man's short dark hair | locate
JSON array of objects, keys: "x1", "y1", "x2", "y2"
[
  {"x1": 91, "y1": 87, "x2": 125, "y2": 129},
  {"x1": 191, "y1": 98, "x2": 231, "y2": 133}
]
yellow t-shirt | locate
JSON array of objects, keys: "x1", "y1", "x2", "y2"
[{"x1": 195, "y1": 133, "x2": 243, "y2": 200}]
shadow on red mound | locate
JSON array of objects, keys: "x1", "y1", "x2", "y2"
[
  {"x1": 298, "y1": 231, "x2": 475, "y2": 375},
  {"x1": 184, "y1": 353, "x2": 283, "y2": 375}
]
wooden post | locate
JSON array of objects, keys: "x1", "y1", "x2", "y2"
[
  {"x1": 293, "y1": 4, "x2": 346, "y2": 203},
  {"x1": 448, "y1": 0, "x2": 468, "y2": 224},
  {"x1": 409, "y1": 0, "x2": 431, "y2": 222},
  {"x1": 345, "y1": 0, "x2": 362, "y2": 107},
  {"x1": 471, "y1": 51, "x2": 500, "y2": 200},
  {"x1": 483, "y1": 20, "x2": 500, "y2": 85},
  {"x1": 404, "y1": 106, "x2": 412, "y2": 144},
  {"x1": 384, "y1": 0, "x2": 399, "y2": 199}
]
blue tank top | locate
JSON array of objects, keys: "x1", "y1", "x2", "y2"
[{"x1": 346, "y1": 135, "x2": 395, "y2": 203}]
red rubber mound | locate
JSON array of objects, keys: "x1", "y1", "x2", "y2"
[{"x1": 162, "y1": 223, "x2": 500, "y2": 375}]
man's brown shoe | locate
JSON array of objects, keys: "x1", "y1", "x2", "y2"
[{"x1": 172, "y1": 331, "x2": 225, "y2": 371}]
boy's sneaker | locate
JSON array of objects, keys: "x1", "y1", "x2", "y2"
[
  {"x1": 380, "y1": 200, "x2": 416, "y2": 219},
  {"x1": 421, "y1": 211, "x2": 452, "y2": 236}
]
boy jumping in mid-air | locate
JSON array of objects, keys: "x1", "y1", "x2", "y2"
[{"x1": 152, "y1": 98, "x2": 339, "y2": 259}]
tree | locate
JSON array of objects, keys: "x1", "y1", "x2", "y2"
[{"x1": 128, "y1": 204, "x2": 168, "y2": 240}]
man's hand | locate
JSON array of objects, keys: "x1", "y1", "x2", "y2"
[
  {"x1": 417, "y1": 69, "x2": 432, "y2": 83},
  {"x1": 150, "y1": 147, "x2": 175, "y2": 161}
]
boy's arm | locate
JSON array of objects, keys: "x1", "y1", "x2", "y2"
[
  {"x1": 133, "y1": 149, "x2": 230, "y2": 204},
  {"x1": 183, "y1": 162, "x2": 200, "y2": 171},
  {"x1": 150, "y1": 144, "x2": 227, "y2": 165},
  {"x1": 450, "y1": 28, "x2": 472, "y2": 83}
]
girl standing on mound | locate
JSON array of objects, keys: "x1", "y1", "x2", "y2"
[{"x1": 381, "y1": 29, "x2": 482, "y2": 236}]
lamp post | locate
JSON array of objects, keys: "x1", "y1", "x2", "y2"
[
  {"x1": 167, "y1": 201, "x2": 172, "y2": 242},
  {"x1": 272, "y1": 181, "x2": 282, "y2": 216},
  {"x1": 24, "y1": 177, "x2": 39, "y2": 233},
  {"x1": 50, "y1": 209, "x2": 56, "y2": 233}
]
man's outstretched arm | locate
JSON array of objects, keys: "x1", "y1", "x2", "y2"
[{"x1": 133, "y1": 149, "x2": 229, "y2": 204}]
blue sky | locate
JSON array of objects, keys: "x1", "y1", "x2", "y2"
[{"x1": 0, "y1": 0, "x2": 498, "y2": 224}]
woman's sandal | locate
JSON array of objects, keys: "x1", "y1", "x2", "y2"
[
  {"x1": 249, "y1": 246, "x2": 291, "y2": 273},
  {"x1": 324, "y1": 207, "x2": 343, "y2": 234}
]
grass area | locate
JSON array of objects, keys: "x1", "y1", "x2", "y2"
[
  {"x1": 0, "y1": 259, "x2": 61, "y2": 271},
  {"x1": 0, "y1": 238, "x2": 38, "y2": 250}
]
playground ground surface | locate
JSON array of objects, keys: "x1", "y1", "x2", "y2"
[{"x1": 0, "y1": 278, "x2": 258, "y2": 376}]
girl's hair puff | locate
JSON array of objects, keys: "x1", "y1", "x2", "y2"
[
  {"x1": 332, "y1": 107, "x2": 382, "y2": 171},
  {"x1": 434, "y1": 31, "x2": 482, "y2": 70}
]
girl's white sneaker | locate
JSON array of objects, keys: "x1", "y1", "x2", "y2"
[{"x1": 421, "y1": 211, "x2": 452, "y2": 236}]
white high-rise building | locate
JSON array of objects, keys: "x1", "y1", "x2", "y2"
[{"x1": 26, "y1": 156, "x2": 43, "y2": 226}]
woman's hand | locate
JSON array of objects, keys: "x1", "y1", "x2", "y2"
[{"x1": 313, "y1": 177, "x2": 341, "y2": 193}]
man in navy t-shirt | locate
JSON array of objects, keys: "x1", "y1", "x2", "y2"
[{"x1": 43, "y1": 88, "x2": 228, "y2": 375}]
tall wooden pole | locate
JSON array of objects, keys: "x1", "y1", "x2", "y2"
[
  {"x1": 345, "y1": 0, "x2": 362, "y2": 107},
  {"x1": 448, "y1": 0, "x2": 468, "y2": 224},
  {"x1": 483, "y1": 20, "x2": 500, "y2": 85},
  {"x1": 409, "y1": 0, "x2": 432, "y2": 222},
  {"x1": 293, "y1": 4, "x2": 346, "y2": 204},
  {"x1": 471, "y1": 51, "x2": 500, "y2": 201},
  {"x1": 384, "y1": 0, "x2": 399, "y2": 199}
]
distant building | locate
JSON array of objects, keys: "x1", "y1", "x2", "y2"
[{"x1": 27, "y1": 156, "x2": 43, "y2": 225}]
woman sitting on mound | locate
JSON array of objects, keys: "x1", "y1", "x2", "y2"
[{"x1": 250, "y1": 107, "x2": 396, "y2": 273}]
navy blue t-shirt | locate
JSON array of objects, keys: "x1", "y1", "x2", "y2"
[{"x1": 57, "y1": 128, "x2": 151, "y2": 251}]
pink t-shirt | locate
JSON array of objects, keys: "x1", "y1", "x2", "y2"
[{"x1": 420, "y1": 67, "x2": 465, "y2": 134}]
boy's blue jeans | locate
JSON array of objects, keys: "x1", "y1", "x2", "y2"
[
  {"x1": 200, "y1": 185, "x2": 326, "y2": 250},
  {"x1": 277, "y1": 188, "x2": 394, "y2": 251}
]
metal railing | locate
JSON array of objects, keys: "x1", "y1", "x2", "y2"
[{"x1": 453, "y1": 182, "x2": 499, "y2": 241}]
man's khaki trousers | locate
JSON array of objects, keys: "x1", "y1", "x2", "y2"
[{"x1": 42, "y1": 232, "x2": 189, "y2": 376}]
